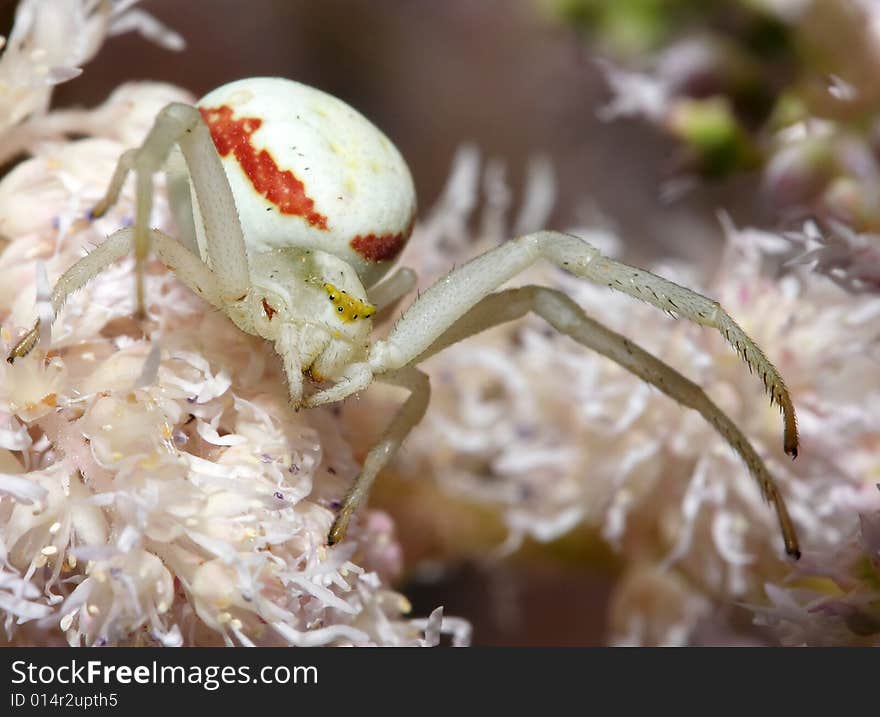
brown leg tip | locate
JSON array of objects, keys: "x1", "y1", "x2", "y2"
[{"x1": 327, "y1": 520, "x2": 346, "y2": 547}]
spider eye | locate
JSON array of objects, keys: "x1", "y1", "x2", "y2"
[
  {"x1": 337, "y1": 306, "x2": 344, "y2": 312},
  {"x1": 328, "y1": 295, "x2": 336, "y2": 301}
]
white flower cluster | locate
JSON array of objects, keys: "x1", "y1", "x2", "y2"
[
  {"x1": 0, "y1": 0, "x2": 183, "y2": 166},
  {"x1": 571, "y1": 0, "x2": 880, "y2": 643},
  {"x1": 0, "y1": 0, "x2": 468, "y2": 648}
]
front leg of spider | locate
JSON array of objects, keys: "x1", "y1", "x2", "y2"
[
  {"x1": 7, "y1": 100, "x2": 253, "y2": 362},
  {"x1": 89, "y1": 102, "x2": 251, "y2": 316}
]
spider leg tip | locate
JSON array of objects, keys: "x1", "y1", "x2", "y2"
[
  {"x1": 88, "y1": 205, "x2": 107, "y2": 221},
  {"x1": 783, "y1": 426, "x2": 799, "y2": 459},
  {"x1": 327, "y1": 514, "x2": 350, "y2": 546},
  {"x1": 326, "y1": 527, "x2": 342, "y2": 547}
]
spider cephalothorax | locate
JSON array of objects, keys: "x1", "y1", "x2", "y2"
[{"x1": 7, "y1": 77, "x2": 801, "y2": 558}]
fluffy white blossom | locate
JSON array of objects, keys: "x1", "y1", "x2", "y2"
[
  {"x1": 0, "y1": 0, "x2": 183, "y2": 166},
  {"x1": 0, "y1": 1, "x2": 464, "y2": 648}
]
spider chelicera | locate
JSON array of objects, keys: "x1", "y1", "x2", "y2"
[{"x1": 7, "y1": 77, "x2": 801, "y2": 558}]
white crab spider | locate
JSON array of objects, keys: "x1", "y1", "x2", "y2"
[{"x1": 7, "y1": 77, "x2": 801, "y2": 558}]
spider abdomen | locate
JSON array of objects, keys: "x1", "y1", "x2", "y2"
[{"x1": 195, "y1": 77, "x2": 417, "y2": 287}]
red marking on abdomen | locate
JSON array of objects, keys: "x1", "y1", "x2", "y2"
[
  {"x1": 350, "y1": 216, "x2": 414, "y2": 262},
  {"x1": 350, "y1": 231, "x2": 409, "y2": 262},
  {"x1": 199, "y1": 105, "x2": 328, "y2": 230}
]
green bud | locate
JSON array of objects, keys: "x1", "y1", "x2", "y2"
[{"x1": 668, "y1": 97, "x2": 757, "y2": 177}]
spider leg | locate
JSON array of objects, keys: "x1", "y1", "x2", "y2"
[
  {"x1": 412, "y1": 285, "x2": 800, "y2": 559},
  {"x1": 7, "y1": 227, "x2": 226, "y2": 363},
  {"x1": 368, "y1": 230, "x2": 798, "y2": 459},
  {"x1": 90, "y1": 103, "x2": 250, "y2": 317},
  {"x1": 328, "y1": 366, "x2": 430, "y2": 545},
  {"x1": 164, "y1": 148, "x2": 200, "y2": 257},
  {"x1": 325, "y1": 283, "x2": 799, "y2": 556},
  {"x1": 91, "y1": 148, "x2": 137, "y2": 219}
]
